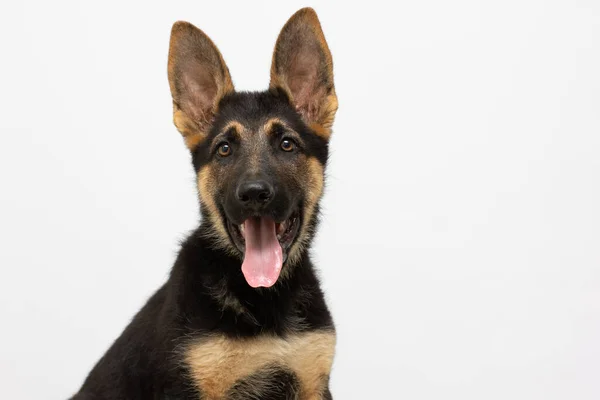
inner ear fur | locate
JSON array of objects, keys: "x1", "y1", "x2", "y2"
[
  {"x1": 270, "y1": 8, "x2": 338, "y2": 140},
  {"x1": 168, "y1": 21, "x2": 234, "y2": 150}
]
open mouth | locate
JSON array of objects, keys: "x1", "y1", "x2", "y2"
[{"x1": 226, "y1": 210, "x2": 300, "y2": 288}]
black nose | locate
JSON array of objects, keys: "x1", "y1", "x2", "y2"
[{"x1": 236, "y1": 180, "x2": 274, "y2": 208}]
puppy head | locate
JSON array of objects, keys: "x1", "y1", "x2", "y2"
[{"x1": 167, "y1": 8, "x2": 337, "y2": 287}]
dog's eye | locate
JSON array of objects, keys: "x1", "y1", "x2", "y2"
[
  {"x1": 280, "y1": 139, "x2": 295, "y2": 152},
  {"x1": 217, "y1": 143, "x2": 232, "y2": 157}
]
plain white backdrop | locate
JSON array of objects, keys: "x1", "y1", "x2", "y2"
[{"x1": 1, "y1": 1, "x2": 599, "y2": 399}]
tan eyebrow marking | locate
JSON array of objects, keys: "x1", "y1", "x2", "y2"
[
  {"x1": 211, "y1": 121, "x2": 246, "y2": 150},
  {"x1": 262, "y1": 118, "x2": 288, "y2": 135},
  {"x1": 221, "y1": 121, "x2": 246, "y2": 136}
]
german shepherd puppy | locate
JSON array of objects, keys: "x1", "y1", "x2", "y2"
[{"x1": 71, "y1": 7, "x2": 338, "y2": 400}]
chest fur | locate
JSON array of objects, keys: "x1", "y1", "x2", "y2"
[{"x1": 184, "y1": 330, "x2": 336, "y2": 399}]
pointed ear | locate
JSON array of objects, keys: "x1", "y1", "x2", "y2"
[
  {"x1": 168, "y1": 21, "x2": 234, "y2": 150},
  {"x1": 270, "y1": 8, "x2": 338, "y2": 140}
]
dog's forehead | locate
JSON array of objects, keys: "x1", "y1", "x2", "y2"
[{"x1": 213, "y1": 91, "x2": 300, "y2": 134}]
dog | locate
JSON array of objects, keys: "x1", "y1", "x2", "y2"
[{"x1": 71, "y1": 7, "x2": 338, "y2": 400}]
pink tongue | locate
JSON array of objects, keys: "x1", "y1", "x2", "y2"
[{"x1": 241, "y1": 217, "x2": 283, "y2": 288}]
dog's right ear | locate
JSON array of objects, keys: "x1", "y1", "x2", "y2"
[{"x1": 168, "y1": 22, "x2": 234, "y2": 151}]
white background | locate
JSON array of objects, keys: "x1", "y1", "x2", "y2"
[{"x1": 1, "y1": 1, "x2": 599, "y2": 399}]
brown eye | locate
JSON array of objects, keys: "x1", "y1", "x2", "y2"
[
  {"x1": 218, "y1": 143, "x2": 231, "y2": 157},
  {"x1": 280, "y1": 139, "x2": 295, "y2": 152}
]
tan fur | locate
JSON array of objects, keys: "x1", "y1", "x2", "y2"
[
  {"x1": 304, "y1": 157, "x2": 325, "y2": 226},
  {"x1": 308, "y1": 93, "x2": 338, "y2": 141},
  {"x1": 173, "y1": 108, "x2": 204, "y2": 150},
  {"x1": 197, "y1": 165, "x2": 230, "y2": 250},
  {"x1": 286, "y1": 157, "x2": 324, "y2": 267},
  {"x1": 220, "y1": 121, "x2": 246, "y2": 138},
  {"x1": 262, "y1": 117, "x2": 287, "y2": 136},
  {"x1": 185, "y1": 330, "x2": 335, "y2": 399}
]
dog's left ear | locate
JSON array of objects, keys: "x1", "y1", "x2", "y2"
[{"x1": 270, "y1": 8, "x2": 338, "y2": 140}]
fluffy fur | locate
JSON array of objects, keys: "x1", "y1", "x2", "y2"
[{"x1": 72, "y1": 8, "x2": 338, "y2": 400}]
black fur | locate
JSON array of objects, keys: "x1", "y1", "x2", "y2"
[
  {"x1": 71, "y1": 89, "x2": 333, "y2": 399},
  {"x1": 73, "y1": 8, "x2": 337, "y2": 398},
  {"x1": 72, "y1": 223, "x2": 333, "y2": 399},
  {"x1": 227, "y1": 366, "x2": 300, "y2": 399}
]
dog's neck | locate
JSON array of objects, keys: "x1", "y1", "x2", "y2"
[{"x1": 166, "y1": 223, "x2": 331, "y2": 337}]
